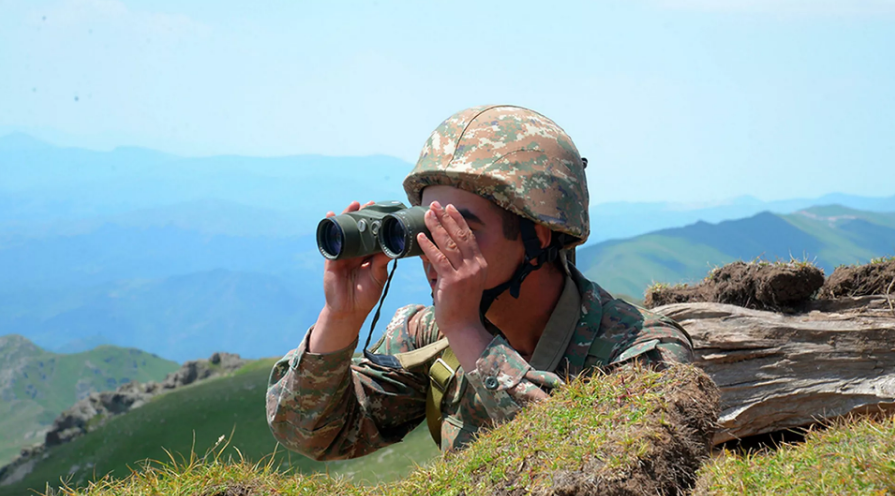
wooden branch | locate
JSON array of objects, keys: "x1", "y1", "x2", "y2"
[{"x1": 655, "y1": 298, "x2": 895, "y2": 444}]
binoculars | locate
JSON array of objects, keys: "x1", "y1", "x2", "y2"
[{"x1": 316, "y1": 201, "x2": 431, "y2": 260}]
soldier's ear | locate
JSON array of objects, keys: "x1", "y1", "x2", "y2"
[{"x1": 534, "y1": 224, "x2": 552, "y2": 250}]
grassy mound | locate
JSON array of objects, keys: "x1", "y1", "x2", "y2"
[
  {"x1": 695, "y1": 414, "x2": 895, "y2": 495},
  {"x1": 42, "y1": 365, "x2": 719, "y2": 496},
  {"x1": 821, "y1": 257, "x2": 895, "y2": 299},
  {"x1": 3, "y1": 358, "x2": 439, "y2": 495},
  {"x1": 645, "y1": 260, "x2": 825, "y2": 311}
]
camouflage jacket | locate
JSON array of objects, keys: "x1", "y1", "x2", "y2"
[{"x1": 266, "y1": 266, "x2": 693, "y2": 460}]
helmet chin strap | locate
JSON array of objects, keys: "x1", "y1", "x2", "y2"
[{"x1": 479, "y1": 219, "x2": 560, "y2": 316}]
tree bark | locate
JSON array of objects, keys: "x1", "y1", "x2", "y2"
[{"x1": 655, "y1": 296, "x2": 895, "y2": 444}]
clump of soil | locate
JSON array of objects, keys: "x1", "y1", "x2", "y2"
[
  {"x1": 441, "y1": 365, "x2": 720, "y2": 496},
  {"x1": 205, "y1": 484, "x2": 256, "y2": 496},
  {"x1": 644, "y1": 283, "x2": 707, "y2": 307},
  {"x1": 645, "y1": 261, "x2": 826, "y2": 312},
  {"x1": 821, "y1": 258, "x2": 895, "y2": 298}
]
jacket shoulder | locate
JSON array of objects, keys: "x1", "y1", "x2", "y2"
[
  {"x1": 370, "y1": 304, "x2": 441, "y2": 354},
  {"x1": 579, "y1": 278, "x2": 693, "y2": 365}
]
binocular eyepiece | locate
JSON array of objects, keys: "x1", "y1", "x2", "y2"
[{"x1": 316, "y1": 201, "x2": 431, "y2": 260}]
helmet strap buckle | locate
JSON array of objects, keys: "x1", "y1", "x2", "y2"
[{"x1": 479, "y1": 219, "x2": 560, "y2": 315}]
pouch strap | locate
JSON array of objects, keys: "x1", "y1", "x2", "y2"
[
  {"x1": 393, "y1": 338, "x2": 449, "y2": 370},
  {"x1": 425, "y1": 346, "x2": 460, "y2": 446}
]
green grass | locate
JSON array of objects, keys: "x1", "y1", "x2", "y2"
[
  {"x1": 12, "y1": 356, "x2": 895, "y2": 496},
  {"x1": 696, "y1": 415, "x2": 895, "y2": 495},
  {"x1": 24, "y1": 365, "x2": 719, "y2": 496},
  {"x1": 0, "y1": 336, "x2": 178, "y2": 466},
  {"x1": 0, "y1": 401, "x2": 45, "y2": 464},
  {"x1": 3, "y1": 358, "x2": 440, "y2": 495}
]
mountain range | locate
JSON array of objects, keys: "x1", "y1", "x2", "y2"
[
  {"x1": 579, "y1": 205, "x2": 895, "y2": 298},
  {"x1": 3, "y1": 132, "x2": 894, "y2": 244},
  {"x1": 0, "y1": 335, "x2": 177, "y2": 466},
  {"x1": 1, "y1": 133, "x2": 893, "y2": 362}
]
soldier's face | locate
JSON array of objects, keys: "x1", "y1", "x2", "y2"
[{"x1": 419, "y1": 186, "x2": 525, "y2": 293}]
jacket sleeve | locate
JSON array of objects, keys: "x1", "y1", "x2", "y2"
[
  {"x1": 265, "y1": 305, "x2": 430, "y2": 461},
  {"x1": 463, "y1": 335, "x2": 565, "y2": 422}
]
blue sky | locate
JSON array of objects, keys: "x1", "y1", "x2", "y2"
[{"x1": 1, "y1": 0, "x2": 893, "y2": 204}]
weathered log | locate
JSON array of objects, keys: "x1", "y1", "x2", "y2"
[{"x1": 655, "y1": 296, "x2": 895, "y2": 444}]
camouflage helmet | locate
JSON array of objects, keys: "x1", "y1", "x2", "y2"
[{"x1": 403, "y1": 105, "x2": 589, "y2": 247}]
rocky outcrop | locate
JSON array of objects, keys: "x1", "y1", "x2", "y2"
[
  {"x1": 44, "y1": 352, "x2": 245, "y2": 447},
  {"x1": 656, "y1": 296, "x2": 895, "y2": 444},
  {"x1": 159, "y1": 351, "x2": 246, "y2": 390},
  {"x1": 0, "y1": 352, "x2": 245, "y2": 486},
  {"x1": 44, "y1": 380, "x2": 161, "y2": 446}
]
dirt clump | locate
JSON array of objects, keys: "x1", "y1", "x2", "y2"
[
  {"x1": 645, "y1": 261, "x2": 825, "y2": 312},
  {"x1": 204, "y1": 483, "x2": 257, "y2": 496},
  {"x1": 605, "y1": 367, "x2": 720, "y2": 496},
  {"x1": 644, "y1": 283, "x2": 708, "y2": 308},
  {"x1": 821, "y1": 258, "x2": 895, "y2": 298},
  {"x1": 460, "y1": 365, "x2": 720, "y2": 496}
]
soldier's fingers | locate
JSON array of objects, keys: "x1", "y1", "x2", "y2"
[
  {"x1": 425, "y1": 202, "x2": 462, "y2": 269},
  {"x1": 341, "y1": 201, "x2": 362, "y2": 215},
  {"x1": 417, "y1": 231, "x2": 454, "y2": 275},
  {"x1": 359, "y1": 200, "x2": 376, "y2": 210},
  {"x1": 364, "y1": 253, "x2": 391, "y2": 287},
  {"x1": 441, "y1": 204, "x2": 481, "y2": 261},
  {"x1": 326, "y1": 211, "x2": 335, "y2": 218}
]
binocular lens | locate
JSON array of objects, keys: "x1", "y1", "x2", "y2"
[
  {"x1": 380, "y1": 206, "x2": 428, "y2": 258},
  {"x1": 315, "y1": 202, "x2": 427, "y2": 260},
  {"x1": 317, "y1": 220, "x2": 344, "y2": 259},
  {"x1": 381, "y1": 217, "x2": 407, "y2": 256}
]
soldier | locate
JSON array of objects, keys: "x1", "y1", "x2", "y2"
[{"x1": 266, "y1": 105, "x2": 694, "y2": 459}]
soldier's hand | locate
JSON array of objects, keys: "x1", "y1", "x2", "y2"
[
  {"x1": 417, "y1": 201, "x2": 489, "y2": 335},
  {"x1": 321, "y1": 201, "x2": 391, "y2": 322}
]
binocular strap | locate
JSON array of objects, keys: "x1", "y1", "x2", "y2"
[{"x1": 362, "y1": 259, "x2": 404, "y2": 369}]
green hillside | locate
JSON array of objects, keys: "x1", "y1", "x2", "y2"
[
  {"x1": 1, "y1": 358, "x2": 441, "y2": 495},
  {"x1": 15, "y1": 365, "x2": 719, "y2": 496},
  {"x1": 578, "y1": 205, "x2": 895, "y2": 298},
  {"x1": 0, "y1": 336, "x2": 178, "y2": 466}
]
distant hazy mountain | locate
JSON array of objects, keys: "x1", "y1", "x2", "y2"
[
  {"x1": 0, "y1": 334, "x2": 177, "y2": 465},
  {"x1": 0, "y1": 133, "x2": 412, "y2": 230},
  {"x1": 1, "y1": 199, "x2": 310, "y2": 240},
  {"x1": 0, "y1": 263, "x2": 429, "y2": 364},
  {"x1": 17, "y1": 270, "x2": 319, "y2": 362},
  {"x1": 588, "y1": 194, "x2": 895, "y2": 244},
  {"x1": 0, "y1": 223, "x2": 428, "y2": 362},
  {"x1": 4, "y1": 134, "x2": 894, "y2": 243},
  {"x1": 2, "y1": 134, "x2": 892, "y2": 361},
  {"x1": 579, "y1": 205, "x2": 895, "y2": 298},
  {"x1": 0, "y1": 223, "x2": 318, "y2": 290}
]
